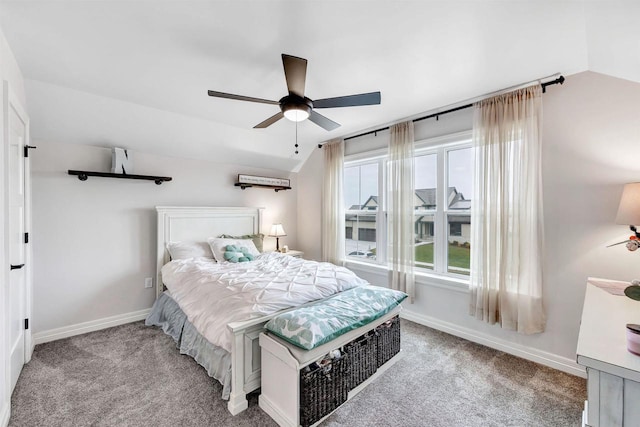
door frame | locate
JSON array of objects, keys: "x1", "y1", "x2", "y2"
[{"x1": 3, "y1": 80, "x2": 32, "y2": 404}]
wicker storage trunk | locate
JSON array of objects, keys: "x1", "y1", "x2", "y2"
[
  {"x1": 259, "y1": 309, "x2": 402, "y2": 427},
  {"x1": 300, "y1": 316, "x2": 401, "y2": 425}
]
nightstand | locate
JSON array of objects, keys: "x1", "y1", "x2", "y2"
[{"x1": 283, "y1": 250, "x2": 303, "y2": 258}]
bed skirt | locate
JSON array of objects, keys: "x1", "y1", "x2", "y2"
[{"x1": 145, "y1": 292, "x2": 232, "y2": 399}]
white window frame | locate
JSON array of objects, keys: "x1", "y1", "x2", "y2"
[
  {"x1": 414, "y1": 134, "x2": 472, "y2": 278},
  {"x1": 343, "y1": 131, "x2": 472, "y2": 285}
]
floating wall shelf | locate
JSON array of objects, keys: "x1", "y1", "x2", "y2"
[
  {"x1": 68, "y1": 170, "x2": 172, "y2": 185},
  {"x1": 234, "y1": 182, "x2": 291, "y2": 192}
]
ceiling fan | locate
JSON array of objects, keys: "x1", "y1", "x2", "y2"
[{"x1": 207, "y1": 54, "x2": 381, "y2": 131}]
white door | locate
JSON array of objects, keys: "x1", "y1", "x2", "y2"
[{"x1": 6, "y1": 84, "x2": 28, "y2": 393}]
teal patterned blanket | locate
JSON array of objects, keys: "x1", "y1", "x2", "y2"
[{"x1": 264, "y1": 285, "x2": 407, "y2": 350}]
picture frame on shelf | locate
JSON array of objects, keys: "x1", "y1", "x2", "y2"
[{"x1": 237, "y1": 174, "x2": 290, "y2": 187}]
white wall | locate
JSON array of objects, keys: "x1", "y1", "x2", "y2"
[
  {"x1": 585, "y1": 1, "x2": 640, "y2": 84},
  {"x1": 0, "y1": 24, "x2": 26, "y2": 427},
  {"x1": 297, "y1": 71, "x2": 640, "y2": 373},
  {"x1": 31, "y1": 142, "x2": 298, "y2": 333}
]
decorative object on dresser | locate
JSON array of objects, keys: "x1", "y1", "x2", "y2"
[
  {"x1": 269, "y1": 223, "x2": 287, "y2": 252},
  {"x1": 609, "y1": 182, "x2": 640, "y2": 251},
  {"x1": 235, "y1": 174, "x2": 291, "y2": 192},
  {"x1": 577, "y1": 277, "x2": 640, "y2": 427}
]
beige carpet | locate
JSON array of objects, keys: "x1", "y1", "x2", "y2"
[{"x1": 10, "y1": 320, "x2": 586, "y2": 427}]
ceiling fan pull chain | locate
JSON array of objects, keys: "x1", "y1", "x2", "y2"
[{"x1": 295, "y1": 121, "x2": 299, "y2": 154}]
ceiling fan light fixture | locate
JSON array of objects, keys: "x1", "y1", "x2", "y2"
[
  {"x1": 282, "y1": 101, "x2": 311, "y2": 122},
  {"x1": 283, "y1": 107, "x2": 310, "y2": 122}
]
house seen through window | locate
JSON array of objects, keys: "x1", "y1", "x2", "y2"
[{"x1": 344, "y1": 137, "x2": 473, "y2": 278}]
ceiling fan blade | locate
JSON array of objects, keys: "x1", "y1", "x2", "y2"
[
  {"x1": 208, "y1": 90, "x2": 279, "y2": 105},
  {"x1": 313, "y1": 91, "x2": 381, "y2": 109},
  {"x1": 309, "y1": 110, "x2": 340, "y2": 131},
  {"x1": 254, "y1": 112, "x2": 285, "y2": 128},
  {"x1": 282, "y1": 54, "x2": 307, "y2": 98}
]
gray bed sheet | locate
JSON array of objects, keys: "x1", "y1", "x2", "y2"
[{"x1": 145, "y1": 292, "x2": 232, "y2": 399}]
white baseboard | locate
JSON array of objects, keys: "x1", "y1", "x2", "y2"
[
  {"x1": 0, "y1": 401, "x2": 9, "y2": 427},
  {"x1": 401, "y1": 309, "x2": 586, "y2": 378},
  {"x1": 33, "y1": 308, "x2": 151, "y2": 345}
]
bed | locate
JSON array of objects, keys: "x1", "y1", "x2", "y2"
[{"x1": 147, "y1": 206, "x2": 367, "y2": 415}]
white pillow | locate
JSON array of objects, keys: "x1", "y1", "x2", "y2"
[
  {"x1": 207, "y1": 237, "x2": 260, "y2": 263},
  {"x1": 166, "y1": 241, "x2": 215, "y2": 260}
]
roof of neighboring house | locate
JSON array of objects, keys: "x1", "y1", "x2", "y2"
[
  {"x1": 348, "y1": 187, "x2": 470, "y2": 212},
  {"x1": 364, "y1": 196, "x2": 378, "y2": 207},
  {"x1": 415, "y1": 188, "x2": 438, "y2": 207},
  {"x1": 349, "y1": 195, "x2": 378, "y2": 210},
  {"x1": 415, "y1": 187, "x2": 470, "y2": 209}
]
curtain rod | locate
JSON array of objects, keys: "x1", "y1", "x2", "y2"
[{"x1": 317, "y1": 74, "x2": 565, "y2": 148}]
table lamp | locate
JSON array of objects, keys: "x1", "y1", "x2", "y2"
[{"x1": 269, "y1": 223, "x2": 287, "y2": 252}]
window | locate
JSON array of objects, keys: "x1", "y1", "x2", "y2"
[
  {"x1": 344, "y1": 161, "x2": 382, "y2": 262},
  {"x1": 446, "y1": 147, "x2": 472, "y2": 275},
  {"x1": 344, "y1": 133, "x2": 473, "y2": 280},
  {"x1": 414, "y1": 153, "x2": 437, "y2": 270}
]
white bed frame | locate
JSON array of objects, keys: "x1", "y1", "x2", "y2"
[{"x1": 156, "y1": 206, "x2": 275, "y2": 415}]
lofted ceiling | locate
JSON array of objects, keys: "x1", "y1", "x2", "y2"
[{"x1": 0, "y1": 1, "x2": 637, "y2": 172}]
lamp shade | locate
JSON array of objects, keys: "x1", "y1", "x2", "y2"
[
  {"x1": 616, "y1": 183, "x2": 640, "y2": 225},
  {"x1": 269, "y1": 223, "x2": 287, "y2": 237}
]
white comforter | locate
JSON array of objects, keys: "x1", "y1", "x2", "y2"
[{"x1": 161, "y1": 252, "x2": 368, "y2": 352}]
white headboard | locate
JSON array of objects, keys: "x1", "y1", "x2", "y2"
[{"x1": 155, "y1": 206, "x2": 264, "y2": 298}]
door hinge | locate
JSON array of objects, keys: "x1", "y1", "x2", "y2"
[
  {"x1": 24, "y1": 145, "x2": 37, "y2": 158},
  {"x1": 24, "y1": 232, "x2": 29, "y2": 244},
  {"x1": 24, "y1": 319, "x2": 29, "y2": 330}
]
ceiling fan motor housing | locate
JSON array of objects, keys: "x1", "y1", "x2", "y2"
[{"x1": 280, "y1": 95, "x2": 312, "y2": 121}]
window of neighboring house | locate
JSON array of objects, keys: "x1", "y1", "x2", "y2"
[{"x1": 343, "y1": 133, "x2": 472, "y2": 280}]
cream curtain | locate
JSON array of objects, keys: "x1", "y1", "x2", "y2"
[
  {"x1": 388, "y1": 121, "x2": 415, "y2": 302},
  {"x1": 322, "y1": 139, "x2": 345, "y2": 264},
  {"x1": 469, "y1": 85, "x2": 545, "y2": 334}
]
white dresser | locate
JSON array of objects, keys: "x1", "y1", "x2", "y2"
[{"x1": 577, "y1": 278, "x2": 640, "y2": 427}]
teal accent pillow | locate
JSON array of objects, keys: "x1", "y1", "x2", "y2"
[
  {"x1": 220, "y1": 233, "x2": 265, "y2": 253},
  {"x1": 265, "y1": 285, "x2": 407, "y2": 350},
  {"x1": 223, "y1": 245, "x2": 255, "y2": 263}
]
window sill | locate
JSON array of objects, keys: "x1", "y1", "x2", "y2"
[
  {"x1": 344, "y1": 259, "x2": 469, "y2": 293},
  {"x1": 414, "y1": 271, "x2": 469, "y2": 293},
  {"x1": 344, "y1": 258, "x2": 388, "y2": 273}
]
